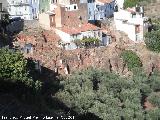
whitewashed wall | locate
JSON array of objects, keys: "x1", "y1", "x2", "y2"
[
  {"x1": 55, "y1": 29, "x2": 72, "y2": 43},
  {"x1": 7, "y1": 0, "x2": 39, "y2": 20},
  {"x1": 115, "y1": 0, "x2": 124, "y2": 10},
  {"x1": 114, "y1": 10, "x2": 144, "y2": 42}
]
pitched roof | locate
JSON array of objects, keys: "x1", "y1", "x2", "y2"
[
  {"x1": 60, "y1": 23, "x2": 101, "y2": 35},
  {"x1": 61, "y1": 27, "x2": 81, "y2": 35},
  {"x1": 97, "y1": 0, "x2": 114, "y2": 4},
  {"x1": 126, "y1": 7, "x2": 136, "y2": 13}
]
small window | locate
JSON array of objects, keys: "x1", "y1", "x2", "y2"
[
  {"x1": 98, "y1": 31, "x2": 101, "y2": 37},
  {"x1": 74, "y1": 5, "x2": 76, "y2": 9}
]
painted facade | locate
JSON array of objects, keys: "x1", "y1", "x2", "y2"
[
  {"x1": 8, "y1": 0, "x2": 39, "y2": 20},
  {"x1": 39, "y1": 0, "x2": 50, "y2": 13},
  {"x1": 114, "y1": 7, "x2": 148, "y2": 42},
  {"x1": 88, "y1": 0, "x2": 115, "y2": 21}
]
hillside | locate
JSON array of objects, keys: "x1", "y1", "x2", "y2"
[{"x1": 142, "y1": 0, "x2": 160, "y2": 18}]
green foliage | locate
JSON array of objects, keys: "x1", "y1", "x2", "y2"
[
  {"x1": 145, "y1": 29, "x2": 160, "y2": 52},
  {"x1": 148, "y1": 93, "x2": 160, "y2": 107},
  {"x1": 80, "y1": 38, "x2": 100, "y2": 48},
  {"x1": 0, "y1": 48, "x2": 28, "y2": 81},
  {"x1": 55, "y1": 67, "x2": 160, "y2": 119},
  {"x1": 0, "y1": 48, "x2": 42, "y2": 90},
  {"x1": 146, "y1": 109, "x2": 160, "y2": 120},
  {"x1": 124, "y1": 0, "x2": 139, "y2": 8},
  {"x1": 56, "y1": 68, "x2": 142, "y2": 119},
  {"x1": 120, "y1": 50, "x2": 142, "y2": 71},
  {"x1": 124, "y1": 0, "x2": 150, "y2": 8},
  {"x1": 72, "y1": 38, "x2": 100, "y2": 48}
]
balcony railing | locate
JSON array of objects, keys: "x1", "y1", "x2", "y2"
[{"x1": 10, "y1": 1, "x2": 30, "y2": 6}]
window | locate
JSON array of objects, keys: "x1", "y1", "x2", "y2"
[
  {"x1": 0, "y1": 3, "x2": 2, "y2": 11},
  {"x1": 122, "y1": 20, "x2": 128, "y2": 24},
  {"x1": 8, "y1": 7, "x2": 11, "y2": 12},
  {"x1": 135, "y1": 25, "x2": 140, "y2": 33},
  {"x1": 98, "y1": 31, "x2": 101, "y2": 37},
  {"x1": 74, "y1": 5, "x2": 76, "y2": 9},
  {"x1": 131, "y1": 12, "x2": 136, "y2": 18},
  {"x1": 110, "y1": 4, "x2": 112, "y2": 9}
]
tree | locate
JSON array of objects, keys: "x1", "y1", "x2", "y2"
[
  {"x1": 0, "y1": 48, "x2": 42, "y2": 90},
  {"x1": 55, "y1": 68, "x2": 147, "y2": 119}
]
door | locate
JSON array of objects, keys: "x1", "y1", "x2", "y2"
[
  {"x1": 49, "y1": 15, "x2": 55, "y2": 27},
  {"x1": 0, "y1": 3, "x2": 2, "y2": 11}
]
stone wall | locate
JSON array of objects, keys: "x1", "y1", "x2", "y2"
[{"x1": 56, "y1": 3, "x2": 88, "y2": 27}]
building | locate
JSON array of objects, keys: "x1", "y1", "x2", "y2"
[
  {"x1": 114, "y1": 6, "x2": 148, "y2": 42},
  {"x1": 39, "y1": 0, "x2": 50, "y2": 13},
  {"x1": 115, "y1": 0, "x2": 124, "y2": 10},
  {"x1": 88, "y1": 0, "x2": 115, "y2": 21},
  {"x1": 0, "y1": 0, "x2": 9, "y2": 20},
  {"x1": 7, "y1": 0, "x2": 39, "y2": 20},
  {"x1": 39, "y1": 0, "x2": 88, "y2": 29},
  {"x1": 55, "y1": 23, "x2": 111, "y2": 50}
]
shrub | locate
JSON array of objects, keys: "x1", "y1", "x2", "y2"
[
  {"x1": 81, "y1": 38, "x2": 100, "y2": 48},
  {"x1": 120, "y1": 50, "x2": 142, "y2": 71},
  {"x1": 124, "y1": 0, "x2": 150, "y2": 8},
  {"x1": 145, "y1": 30, "x2": 160, "y2": 52},
  {"x1": 124, "y1": 0, "x2": 139, "y2": 8},
  {"x1": 148, "y1": 92, "x2": 160, "y2": 107}
]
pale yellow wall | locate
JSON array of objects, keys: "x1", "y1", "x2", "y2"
[
  {"x1": 39, "y1": 13, "x2": 51, "y2": 30},
  {"x1": 58, "y1": 0, "x2": 70, "y2": 5},
  {"x1": 55, "y1": 6, "x2": 62, "y2": 28}
]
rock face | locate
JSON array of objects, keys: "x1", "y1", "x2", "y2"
[
  {"x1": 14, "y1": 22, "x2": 160, "y2": 77},
  {"x1": 143, "y1": 0, "x2": 160, "y2": 19},
  {"x1": 58, "y1": 43, "x2": 130, "y2": 76},
  {"x1": 15, "y1": 29, "x2": 130, "y2": 76}
]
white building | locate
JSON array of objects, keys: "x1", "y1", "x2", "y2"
[
  {"x1": 115, "y1": 0, "x2": 124, "y2": 10},
  {"x1": 7, "y1": 0, "x2": 39, "y2": 20},
  {"x1": 88, "y1": 0, "x2": 115, "y2": 21},
  {"x1": 55, "y1": 23, "x2": 112, "y2": 50},
  {"x1": 114, "y1": 7, "x2": 148, "y2": 42}
]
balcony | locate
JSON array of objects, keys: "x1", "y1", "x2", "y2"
[{"x1": 10, "y1": 1, "x2": 30, "y2": 6}]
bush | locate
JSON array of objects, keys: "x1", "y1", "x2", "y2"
[
  {"x1": 146, "y1": 109, "x2": 160, "y2": 120},
  {"x1": 124, "y1": 0, "x2": 139, "y2": 8},
  {"x1": 120, "y1": 50, "x2": 142, "y2": 71},
  {"x1": 124, "y1": 0, "x2": 150, "y2": 8},
  {"x1": 145, "y1": 30, "x2": 160, "y2": 52},
  {"x1": 81, "y1": 38, "x2": 100, "y2": 48},
  {"x1": 148, "y1": 93, "x2": 160, "y2": 107}
]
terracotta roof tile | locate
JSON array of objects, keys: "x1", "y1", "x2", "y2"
[
  {"x1": 97, "y1": 0, "x2": 114, "y2": 4},
  {"x1": 60, "y1": 23, "x2": 101, "y2": 35}
]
